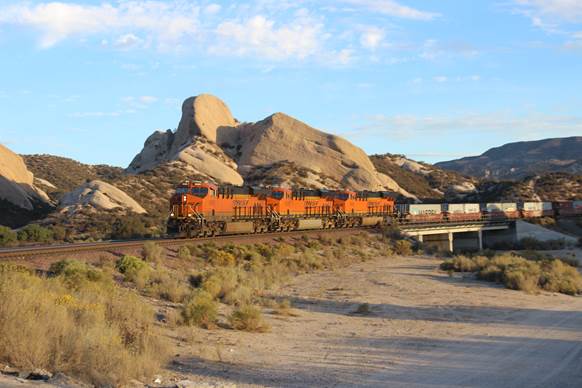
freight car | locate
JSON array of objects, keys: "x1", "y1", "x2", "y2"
[{"x1": 167, "y1": 181, "x2": 395, "y2": 237}]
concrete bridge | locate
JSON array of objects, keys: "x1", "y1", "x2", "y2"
[{"x1": 400, "y1": 220, "x2": 516, "y2": 252}]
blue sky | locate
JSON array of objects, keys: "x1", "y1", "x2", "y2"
[{"x1": 0, "y1": 0, "x2": 581, "y2": 167}]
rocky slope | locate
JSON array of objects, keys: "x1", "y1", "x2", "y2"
[
  {"x1": 0, "y1": 144, "x2": 54, "y2": 227},
  {"x1": 128, "y1": 94, "x2": 411, "y2": 195},
  {"x1": 23, "y1": 154, "x2": 124, "y2": 199},
  {"x1": 370, "y1": 153, "x2": 477, "y2": 201},
  {"x1": 436, "y1": 137, "x2": 582, "y2": 180},
  {"x1": 0, "y1": 144, "x2": 51, "y2": 210},
  {"x1": 468, "y1": 173, "x2": 582, "y2": 202},
  {"x1": 59, "y1": 180, "x2": 146, "y2": 215}
]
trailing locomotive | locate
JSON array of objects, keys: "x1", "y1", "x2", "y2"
[{"x1": 167, "y1": 181, "x2": 581, "y2": 237}]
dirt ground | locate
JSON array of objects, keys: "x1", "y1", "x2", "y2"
[{"x1": 169, "y1": 254, "x2": 582, "y2": 388}]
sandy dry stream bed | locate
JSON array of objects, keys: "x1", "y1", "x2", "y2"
[{"x1": 175, "y1": 255, "x2": 582, "y2": 387}]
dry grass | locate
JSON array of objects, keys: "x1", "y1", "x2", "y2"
[
  {"x1": 228, "y1": 305, "x2": 270, "y2": 332},
  {"x1": 142, "y1": 241, "x2": 164, "y2": 264},
  {"x1": 0, "y1": 266, "x2": 169, "y2": 386}
]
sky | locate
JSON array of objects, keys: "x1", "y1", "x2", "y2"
[{"x1": 0, "y1": 0, "x2": 581, "y2": 167}]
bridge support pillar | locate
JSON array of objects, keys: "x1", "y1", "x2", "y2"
[
  {"x1": 478, "y1": 230, "x2": 483, "y2": 251},
  {"x1": 448, "y1": 232, "x2": 453, "y2": 252}
]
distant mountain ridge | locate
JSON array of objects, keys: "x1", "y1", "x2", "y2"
[{"x1": 436, "y1": 137, "x2": 582, "y2": 180}]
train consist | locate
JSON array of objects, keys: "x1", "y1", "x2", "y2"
[{"x1": 167, "y1": 181, "x2": 582, "y2": 237}]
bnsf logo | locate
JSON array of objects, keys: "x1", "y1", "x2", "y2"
[{"x1": 233, "y1": 200, "x2": 249, "y2": 207}]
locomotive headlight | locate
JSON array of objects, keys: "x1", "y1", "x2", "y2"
[
  {"x1": 170, "y1": 212, "x2": 175, "y2": 217},
  {"x1": 183, "y1": 195, "x2": 187, "y2": 202}
]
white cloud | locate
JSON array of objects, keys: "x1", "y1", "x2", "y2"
[
  {"x1": 514, "y1": 0, "x2": 582, "y2": 23},
  {"x1": 114, "y1": 33, "x2": 144, "y2": 49},
  {"x1": 204, "y1": 4, "x2": 222, "y2": 15},
  {"x1": 340, "y1": 0, "x2": 439, "y2": 21},
  {"x1": 211, "y1": 14, "x2": 323, "y2": 61},
  {"x1": 433, "y1": 75, "x2": 447, "y2": 83},
  {"x1": 351, "y1": 111, "x2": 582, "y2": 140},
  {"x1": 139, "y1": 95, "x2": 158, "y2": 104},
  {"x1": 360, "y1": 26, "x2": 385, "y2": 50},
  {"x1": 0, "y1": 1, "x2": 199, "y2": 49}
]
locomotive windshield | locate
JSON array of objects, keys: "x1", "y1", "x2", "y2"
[
  {"x1": 176, "y1": 188, "x2": 188, "y2": 194},
  {"x1": 271, "y1": 191, "x2": 284, "y2": 200},
  {"x1": 191, "y1": 187, "x2": 209, "y2": 197},
  {"x1": 338, "y1": 193, "x2": 350, "y2": 200}
]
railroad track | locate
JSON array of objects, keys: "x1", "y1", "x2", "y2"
[
  {"x1": 0, "y1": 227, "x2": 373, "y2": 261},
  {"x1": 0, "y1": 218, "x2": 520, "y2": 261}
]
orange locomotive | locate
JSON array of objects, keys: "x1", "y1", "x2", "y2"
[{"x1": 167, "y1": 181, "x2": 395, "y2": 237}]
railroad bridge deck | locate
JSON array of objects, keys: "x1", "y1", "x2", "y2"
[{"x1": 400, "y1": 220, "x2": 515, "y2": 252}]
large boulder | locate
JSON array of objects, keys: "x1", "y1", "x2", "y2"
[
  {"x1": 60, "y1": 180, "x2": 146, "y2": 214},
  {"x1": 127, "y1": 93, "x2": 411, "y2": 195},
  {"x1": 0, "y1": 143, "x2": 50, "y2": 210},
  {"x1": 234, "y1": 113, "x2": 404, "y2": 191}
]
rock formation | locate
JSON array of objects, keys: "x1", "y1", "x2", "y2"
[
  {"x1": 59, "y1": 180, "x2": 146, "y2": 214},
  {"x1": 0, "y1": 143, "x2": 50, "y2": 210},
  {"x1": 128, "y1": 94, "x2": 410, "y2": 195},
  {"x1": 436, "y1": 136, "x2": 582, "y2": 180}
]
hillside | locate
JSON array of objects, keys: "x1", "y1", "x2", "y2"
[
  {"x1": 370, "y1": 153, "x2": 477, "y2": 201},
  {"x1": 23, "y1": 154, "x2": 124, "y2": 199},
  {"x1": 436, "y1": 137, "x2": 582, "y2": 180},
  {"x1": 469, "y1": 172, "x2": 582, "y2": 202}
]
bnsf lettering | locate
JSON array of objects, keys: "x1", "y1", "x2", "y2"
[{"x1": 233, "y1": 200, "x2": 249, "y2": 207}]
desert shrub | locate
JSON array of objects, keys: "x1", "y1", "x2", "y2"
[
  {"x1": 143, "y1": 270, "x2": 190, "y2": 303},
  {"x1": 273, "y1": 299, "x2": 297, "y2": 316},
  {"x1": 111, "y1": 217, "x2": 147, "y2": 240},
  {"x1": 539, "y1": 260, "x2": 582, "y2": 295},
  {"x1": 115, "y1": 255, "x2": 148, "y2": 282},
  {"x1": 503, "y1": 260, "x2": 541, "y2": 293},
  {"x1": 0, "y1": 226, "x2": 17, "y2": 247},
  {"x1": 142, "y1": 241, "x2": 164, "y2": 264},
  {"x1": 49, "y1": 260, "x2": 107, "y2": 290},
  {"x1": 50, "y1": 225, "x2": 67, "y2": 241},
  {"x1": 520, "y1": 237, "x2": 566, "y2": 250},
  {"x1": 440, "y1": 256, "x2": 480, "y2": 272},
  {"x1": 0, "y1": 268, "x2": 169, "y2": 386},
  {"x1": 394, "y1": 240, "x2": 413, "y2": 256},
  {"x1": 17, "y1": 224, "x2": 53, "y2": 243},
  {"x1": 354, "y1": 303, "x2": 372, "y2": 315},
  {"x1": 181, "y1": 290, "x2": 218, "y2": 329},
  {"x1": 208, "y1": 250, "x2": 236, "y2": 267},
  {"x1": 228, "y1": 305, "x2": 269, "y2": 332},
  {"x1": 177, "y1": 246, "x2": 192, "y2": 261},
  {"x1": 444, "y1": 253, "x2": 582, "y2": 295}
]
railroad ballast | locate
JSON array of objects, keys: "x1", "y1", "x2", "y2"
[{"x1": 167, "y1": 181, "x2": 582, "y2": 237}]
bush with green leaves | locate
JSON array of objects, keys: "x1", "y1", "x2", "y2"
[
  {"x1": 181, "y1": 290, "x2": 218, "y2": 329},
  {"x1": 111, "y1": 216, "x2": 147, "y2": 240},
  {"x1": 177, "y1": 246, "x2": 192, "y2": 261},
  {"x1": 0, "y1": 226, "x2": 17, "y2": 247},
  {"x1": 115, "y1": 255, "x2": 148, "y2": 281},
  {"x1": 49, "y1": 260, "x2": 107, "y2": 290},
  {"x1": 17, "y1": 224, "x2": 53, "y2": 243}
]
